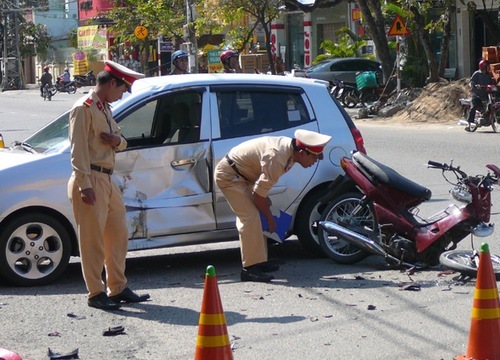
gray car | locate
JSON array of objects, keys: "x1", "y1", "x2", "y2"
[
  {"x1": 306, "y1": 57, "x2": 382, "y2": 86},
  {"x1": 0, "y1": 73, "x2": 366, "y2": 286}
]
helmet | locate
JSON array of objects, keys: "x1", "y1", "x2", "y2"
[
  {"x1": 479, "y1": 59, "x2": 489, "y2": 71},
  {"x1": 220, "y1": 50, "x2": 238, "y2": 63},
  {"x1": 172, "y1": 50, "x2": 188, "y2": 63},
  {"x1": 64, "y1": 68, "x2": 69, "y2": 72},
  {"x1": 43, "y1": 66, "x2": 49, "y2": 71}
]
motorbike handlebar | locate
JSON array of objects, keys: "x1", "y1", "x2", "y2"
[{"x1": 428, "y1": 160, "x2": 468, "y2": 178}]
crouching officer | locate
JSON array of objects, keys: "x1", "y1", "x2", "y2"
[
  {"x1": 67, "y1": 60, "x2": 150, "y2": 310},
  {"x1": 214, "y1": 129, "x2": 332, "y2": 282}
]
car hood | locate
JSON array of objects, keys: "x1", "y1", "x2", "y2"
[{"x1": 0, "y1": 148, "x2": 49, "y2": 170}]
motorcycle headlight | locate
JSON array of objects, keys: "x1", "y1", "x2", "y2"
[{"x1": 450, "y1": 186, "x2": 472, "y2": 203}]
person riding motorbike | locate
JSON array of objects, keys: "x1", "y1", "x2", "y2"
[
  {"x1": 57, "y1": 68, "x2": 71, "y2": 90},
  {"x1": 466, "y1": 60, "x2": 499, "y2": 131},
  {"x1": 39, "y1": 66, "x2": 53, "y2": 97},
  {"x1": 170, "y1": 50, "x2": 189, "y2": 75},
  {"x1": 220, "y1": 50, "x2": 242, "y2": 73}
]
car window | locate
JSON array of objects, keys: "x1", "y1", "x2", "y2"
[
  {"x1": 23, "y1": 112, "x2": 70, "y2": 154},
  {"x1": 118, "y1": 90, "x2": 202, "y2": 148},
  {"x1": 216, "y1": 88, "x2": 311, "y2": 139}
]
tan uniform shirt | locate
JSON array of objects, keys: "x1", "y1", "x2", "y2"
[
  {"x1": 228, "y1": 136, "x2": 294, "y2": 197},
  {"x1": 69, "y1": 89, "x2": 127, "y2": 190}
]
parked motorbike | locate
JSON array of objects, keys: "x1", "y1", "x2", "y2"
[
  {"x1": 458, "y1": 84, "x2": 500, "y2": 132},
  {"x1": 317, "y1": 151, "x2": 500, "y2": 278},
  {"x1": 54, "y1": 77, "x2": 77, "y2": 94},
  {"x1": 330, "y1": 79, "x2": 355, "y2": 103},
  {"x1": 73, "y1": 70, "x2": 96, "y2": 87},
  {"x1": 342, "y1": 75, "x2": 397, "y2": 109}
]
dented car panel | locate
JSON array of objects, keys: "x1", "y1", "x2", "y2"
[{"x1": 0, "y1": 73, "x2": 364, "y2": 286}]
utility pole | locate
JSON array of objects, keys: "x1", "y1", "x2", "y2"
[{"x1": 1, "y1": 0, "x2": 22, "y2": 91}]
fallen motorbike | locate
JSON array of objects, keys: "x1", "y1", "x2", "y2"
[
  {"x1": 54, "y1": 77, "x2": 77, "y2": 94},
  {"x1": 73, "y1": 70, "x2": 96, "y2": 87},
  {"x1": 317, "y1": 151, "x2": 500, "y2": 278},
  {"x1": 458, "y1": 84, "x2": 500, "y2": 132}
]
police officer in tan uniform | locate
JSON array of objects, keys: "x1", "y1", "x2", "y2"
[
  {"x1": 68, "y1": 60, "x2": 150, "y2": 310},
  {"x1": 214, "y1": 129, "x2": 332, "y2": 282}
]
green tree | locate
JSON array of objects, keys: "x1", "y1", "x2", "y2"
[
  {"x1": 18, "y1": 21, "x2": 52, "y2": 58},
  {"x1": 106, "y1": 0, "x2": 186, "y2": 74},
  {"x1": 202, "y1": 0, "x2": 283, "y2": 74},
  {"x1": 313, "y1": 30, "x2": 367, "y2": 65}
]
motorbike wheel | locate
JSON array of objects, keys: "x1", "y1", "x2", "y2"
[
  {"x1": 440, "y1": 250, "x2": 500, "y2": 280},
  {"x1": 67, "y1": 84, "x2": 77, "y2": 94},
  {"x1": 317, "y1": 192, "x2": 377, "y2": 264},
  {"x1": 342, "y1": 91, "x2": 359, "y2": 108},
  {"x1": 492, "y1": 110, "x2": 500, "y2": 133}
]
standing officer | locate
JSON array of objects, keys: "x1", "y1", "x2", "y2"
[
  {"x1": 67, "y1": 60, "x2": 150, "y2": 310},
  {"x1": 214, "y1": 129, "x2": 332, "y2": 282},
  {"x1": 170, "y1": 50, "x2": 190, "y2": 75},
  {"x1": 220, "y1": 50, "x2": 242, "y2": 73}
]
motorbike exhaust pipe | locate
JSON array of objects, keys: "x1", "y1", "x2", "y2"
[{"x1": 319, "y1": 221, "x2": 388, "y2": 257}]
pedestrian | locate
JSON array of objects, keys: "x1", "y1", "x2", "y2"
[
  {"x1": 170, "y1": 50, "x2": 189, "y2": 75},
  {"x1": 466, "y1": 59, "x2": 499, "y2": 131},
  {"x1": 67, "y1": 60, "x2": 150, "y2": 310},
  {"x1": 220, "y1": 50, "x2": 242, "y2": 73},
  {"x1": 39, "y1": 66, "x2": 52, "y2": 97},
  {"x1": 214, "y1": 129, "x2": 332, "y2": 282}
]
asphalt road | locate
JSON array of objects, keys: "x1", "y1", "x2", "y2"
[{"x1": 0, "y1": 88, "x2": 498, "y2": 360}]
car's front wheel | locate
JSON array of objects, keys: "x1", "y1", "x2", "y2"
[{"x1": 0, "y1": 213, "x2": 72, "y2": 286}]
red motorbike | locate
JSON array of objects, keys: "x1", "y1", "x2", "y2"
[
  {"x1": 317, "y1": 151, "x2": 500, "y2": 278},
  {"x1": 458, "y1": 84, "x2": 500, "y2": 132}
]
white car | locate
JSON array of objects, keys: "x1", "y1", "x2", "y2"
[{"x1": 0, "y1": 73, "x2": 366, "y2": 286}]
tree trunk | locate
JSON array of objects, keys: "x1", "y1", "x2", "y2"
[
  {"x1": 411, "y1": 6, "x2": 439, "y2": 83},
  {"x1": 356, "y1": 0, "x2": 393, "y2": 83},
  {"x1": 438, "y1": 4, "x2": 453, "y2": 78}
]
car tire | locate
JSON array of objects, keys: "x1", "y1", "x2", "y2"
[
  {"x1": 0, "y1": 213, "x2": 72, "y2": 286},
  {"x1": 295, "y1": 188, "x2": 329, "y2": 257}
]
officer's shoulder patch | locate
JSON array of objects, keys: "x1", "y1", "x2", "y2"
[{"x1": 83, "y1": 98, "x2": 93, "y2": 107}]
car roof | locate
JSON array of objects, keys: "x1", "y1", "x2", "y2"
[{"x1": 132, "y1": 73, "x2": 329, "y2": 94}]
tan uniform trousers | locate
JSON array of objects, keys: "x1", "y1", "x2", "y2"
[
  {"x1": 68, "y1": 171, "x2": 128, "y2": 298},
  {"x1": 215, "y1": 161, "x2": 268, "y2": 268}
]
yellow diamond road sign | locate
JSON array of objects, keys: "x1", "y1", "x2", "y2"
[{"x1": 387, "y1": 15, "x2": 410, "y2": 36}]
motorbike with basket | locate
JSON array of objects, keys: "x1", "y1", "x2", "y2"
[
  {"x1": 73, "y1": 70, "x2": 96, "y2": 87},
  {"x1": 341, "y1": 72, "x2": 396, "y2": 110},
  {"x1": 458, "y1": 84, "x2": 500, "y2": 132},
  {"x1": 317, "y1": 151, "x2": 500, "y2": 278}
]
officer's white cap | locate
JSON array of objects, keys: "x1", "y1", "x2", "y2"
[{"x1": 294, "y1": 129, "x2": 332, "y2": 160}]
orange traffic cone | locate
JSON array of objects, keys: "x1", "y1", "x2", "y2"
[
  {"x1": 456, "y1": 243, "x2": 500, "y2": 360},
  {"x1": 194, "y1": 265, "x2": 233, "y2": 360}
]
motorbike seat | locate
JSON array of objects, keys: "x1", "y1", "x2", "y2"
[{"x1": 352, "y1": 152, "x2": 432, "y2": 200}]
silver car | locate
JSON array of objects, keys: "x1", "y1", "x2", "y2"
[
  {"x1": 306, "y1": 57, "x2": 382, "y2": 86},
  {"x1": 0, "y1": 73, "x2": 366, "y2": 286}
]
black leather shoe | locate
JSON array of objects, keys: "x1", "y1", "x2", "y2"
[
  {"x1": 241, "y1": 267, "x2": 274, "y2": 282},
  {"x1": 254, "y1": 261, "x2": 280, "y2": 273},
  {"x1": 110, "y1": 287, "x2": 150, "y2": 304},
  {"x1": 88, "y1": 292, "x2": 121, "y2": 310}
]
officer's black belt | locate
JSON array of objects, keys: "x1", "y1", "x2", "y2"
[
  {"x1": 90, "y1": 164, "x2": 113, "y2": 175},
  {"x1": 225, "y1": 155, "x2": 249, "y2": 181}
]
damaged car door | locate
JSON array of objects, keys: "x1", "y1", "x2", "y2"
[{"x1": 115, "y1": 88, "x2": 215, "y2": 249}]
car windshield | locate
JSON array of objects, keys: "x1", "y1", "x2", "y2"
[{"x1": 23, "y1": 112, "x2": 70, "y2": 154}]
